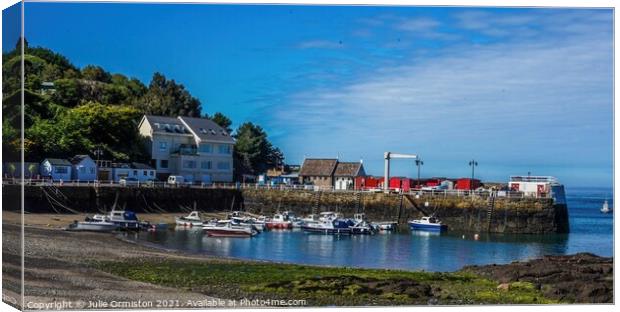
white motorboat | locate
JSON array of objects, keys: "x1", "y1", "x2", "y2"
[
  {"x1": 92, "y1": 209, "x2": 141, "y2": 230},
  {"x1": 203, "y1": 221, "x2": 257, "y2": 237},
  {"x1": 175, "y1": 211, "x2": 204, "y2": 227},
  {"x1": 601, "y1": 200, "x2": 612, "y2": 213},
  {"x1": 371, "y1": 221, "x2": 398, "y2": 231},
  {"x1": 302, "y1": 219, "x2": 352, "y2": 235}
]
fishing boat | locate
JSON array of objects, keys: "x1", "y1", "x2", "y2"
[
  {"x1": 92, "y1": 209, "x2": 141, "y2": 230},
  {"x1": 408, "y1": 216, "x2": 447, "y2": 232},
  {"x1": 265, "y1": 213, "x2": 293, "y2": 229},
  {"x1": 302, "y1": 219, "x2": 352, "y2": 235},
  {"x1": 66, "y1": 219, "x2": 117, "y2": 232},
  {"x1": 175, "y1": 211, "x2": 204, "y2": 227},
  {"x1": 203, "y1": 221, "x2": 258, "y2": 237},
  {"x1": 601, "y1": 200, "x2": 612, "y2": 214}
]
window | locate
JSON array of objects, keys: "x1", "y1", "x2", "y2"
[
  {"x1": 143, "y1": 170, "x2": 148, "y2": 176},
  {"x1": 55, "y1": 166, "x2": 68, "y2": 174},
  {"x1": 201, "y1": 161, "x2": 212, "y2": 170},
  {"x1": 149, "y1": 171, "x2": 154, "y2": 176},
  {"x1": 218, "y1": 144, "x2": 231, "y2": 154},
  {"x1": 199, "y1": 144, "x2": 212, "y2": 153},
  {"x1": 90, "y1": 168, "x2": 95, "y2": 174},
  {"x1": 217, "y1": 161, "x2": 230, "y2": 170},
  {"x1": 133, "y1": 170, "x2": 138, "y2": 176},
  {"x1": 184, "y1": 160, "x2": 196, "y2": 169},
  {"x1": 79, "y1": 167, "x2": 86, "y2": 173},
  {"x1": 159, "y1": 141, "x2": 168, "y2": 152},
  {"x1": 160, "y1": 160, "x2": 169, "y2": 169}
]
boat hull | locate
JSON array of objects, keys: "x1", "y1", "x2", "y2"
[
  {"x1": 67, "y1": 222, "x2": 117, "y2": 232},
  {"x1": 408, "y1": 222, "x2": 447, "y2": 232},
  {"x1": 302, "y1": 226, "x2": 351, "y2": 235},
  {"x1": 265, "y1": 222, "x2": 292, "y2": 229}
]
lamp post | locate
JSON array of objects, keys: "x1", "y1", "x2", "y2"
[
  {"x1": 415, "y1": 159, "x2": 424, "y2": 189},
  {"x1": 468, "y1": 159, "x2": 478, "y2": 190}
]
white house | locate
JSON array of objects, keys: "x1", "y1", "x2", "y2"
[
  {"x1": 69, "y1": 155, "x2": 97, "y2": 181},
  {"x1": 110, "y1": 162, "x2": 156, "y2": 182},
  {"x1": 40, "y1": 158, "x2": 72, "y2": 181},
  {"x1": 138, "y1": 115, "x2": 235, "y2": 182},
  {"x1": 333, "y1": 161, "x2": 366, "y2": 190},
  {"x1": 508, "y1": 176, "x2": 566, "y2": 204}
]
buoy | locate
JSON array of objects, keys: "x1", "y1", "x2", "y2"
[
  {"x1": 474, "y1": 234, "x2": 480, "y2": 240},
  {"x1": 462, "y1": 235, "x2": 465, "y2": 239}
]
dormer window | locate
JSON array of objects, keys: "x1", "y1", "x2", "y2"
[
  {"x1": 200, "y1": 128, "x2": 208, "y2": 134},
  {"x1": 210, "y1": 129, "x2": 216, "y2": 135}
]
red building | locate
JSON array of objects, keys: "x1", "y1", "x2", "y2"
[
  {"x1": 389, "y1": 177, "x2": 415, "y2": 192},
  {"x1": 355, "y1": 176, "x2": 383, "y2": 190},
  {"x1": 455, "y1": 178, "x2": 481, "y2": 190}
]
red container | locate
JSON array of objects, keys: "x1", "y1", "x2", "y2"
[{"x1": 455, "y1": 178, "x2": 481, "y2": 190}]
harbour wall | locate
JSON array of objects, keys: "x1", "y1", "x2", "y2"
[{"x1": 4, "y1": 185, "x2": 569, "y2": 234}]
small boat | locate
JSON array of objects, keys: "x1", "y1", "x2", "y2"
[
  {"x1": 67, "y1": 219, "x2": 117, "y2": 232},
  {"x1": 92, "y1": 209, "x2": 140, "y2": 230},
  {"x1": 349, "y1": 213, "x2": 375, "y2": 234},
  {"x1": 203, "y1": 221, "x2": 258, "y2": 237},
  {"x1": 265, "y1": 213, "x2": 293, "y2": 229},
  {"x1": 371, "y1": 221, "x2": 398, "y2": 232},
  {"x1": 302, "y1": 219, "x2": 352, "y2": 235},
  {"x1": 175, "y1": 211, "x2": 204, "y2": 227},
  {"x1": 601, "y1": 200, "x2": 612, "y2": 213},
  {"x1": 408, "y1": 216, "x2": 447, "y2": 232}
]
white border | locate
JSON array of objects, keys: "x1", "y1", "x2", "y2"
[{"x1": 0, "y1": 1, "x2": 617, "y2": 312}]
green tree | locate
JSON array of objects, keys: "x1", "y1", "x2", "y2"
[
  {"x1": 137, "y1": 72, "x2": 201, "y2": 117},
  {"x1": 81, "y1": 65, "x2": 111, "y2": 83},
  {"x1": 210, "y1": 112, "x2": 233, "y2": 134},
  {"x1": 233, "y1": 122, "x2": 284, "y2": 178}
]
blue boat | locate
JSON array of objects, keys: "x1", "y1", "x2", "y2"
[{"x1": 408, "y1": 216, "x2": 447, "y2": 232}]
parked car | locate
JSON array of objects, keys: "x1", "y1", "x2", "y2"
[
  {"x1": 167, "y1": 175, "x2": 191, "y2": 186},
  {"x1": 119, "y1": 177, "x2": 139, "y2": 187}
]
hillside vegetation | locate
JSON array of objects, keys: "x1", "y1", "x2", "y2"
[{"x1": 2, "y1": 39, "x2": 283, "y2": 178}]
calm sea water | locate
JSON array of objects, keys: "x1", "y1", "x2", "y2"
[{"x1": 129, "y1": 187, "x2": 614, "y2": 272}]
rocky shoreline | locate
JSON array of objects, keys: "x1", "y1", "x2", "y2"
[{"x1": 1, "y1": 216, "x2": 613, "y2": 308}]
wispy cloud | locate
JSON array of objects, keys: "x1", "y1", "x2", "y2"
[
  {"x1": 297, "y1": 39, "x2": 344, "y2": 49},
  {"x1": 396, "y1": 17, "x2": 440, "y2": 32}
]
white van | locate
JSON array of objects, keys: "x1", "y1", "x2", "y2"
[{"x1": 167, "y1": 175, "x2": 186, "y2": 186}]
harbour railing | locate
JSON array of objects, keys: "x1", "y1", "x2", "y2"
[{"x1": 3, "y1": 178, "x2": 549, "y2": 199}]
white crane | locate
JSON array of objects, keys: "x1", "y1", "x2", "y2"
[{"x1": 384, "y1": 152, "x2": 418, "y2": 191}]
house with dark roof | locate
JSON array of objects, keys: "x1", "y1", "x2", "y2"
[
  {"x1": 299, "y1": 158, "x2": 366, "y2": 190},
  {"x1": 299, "y1": 159, "x2": 338, "y2": 188},
  {"x1": 138, "y1": 115, "x2": 234, "y2": 182},
  {"x1": 333, "y1": 161, "x2": 366, "y2": 190},
  {"x1": 70, "y1": 155, "x2": 97, "y2": 181},
  {"x1": 40, "y1": 158, "x2": 72, "y2": 181}
]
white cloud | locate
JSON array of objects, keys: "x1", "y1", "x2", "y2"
[{"x1": 270, "y1": 13, "x2": 612, "y2": 183}]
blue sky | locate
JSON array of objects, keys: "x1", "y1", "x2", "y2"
[{"x1": 6, "y1": 3, "x2": 614, "y2": 187}]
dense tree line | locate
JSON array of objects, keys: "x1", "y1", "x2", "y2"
[{"x1": 2, "y1": 39, "x2": 284, "y2": 179}]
